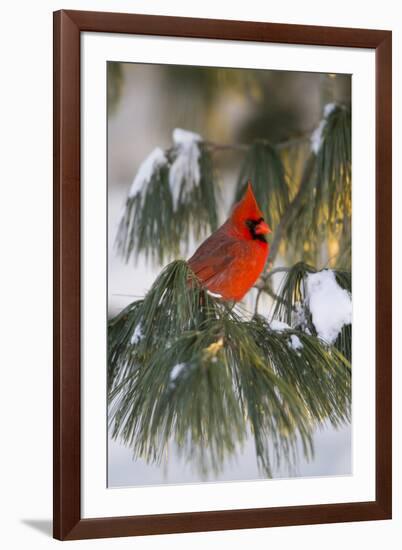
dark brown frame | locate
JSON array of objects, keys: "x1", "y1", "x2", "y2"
[{"x1": 53, "y1": 9, "x2": 392, "y2": 541}]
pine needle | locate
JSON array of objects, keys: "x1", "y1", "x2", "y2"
[
  {"x1": 109, "y1": 260, "x2": 351, "y2": 476},
  {"x1": 115, "y1": 144, "x2": 218, "y2": 265},
  {"x1": 270, "y1": 262, "x2": 352, "y2": 361},
  {"x1": 235, "y1": 140, "x2": 290, "y2": 228}
]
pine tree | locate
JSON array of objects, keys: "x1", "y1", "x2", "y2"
[{"x1": 109, "y1": 79, "x2": 352, "y2": 477}]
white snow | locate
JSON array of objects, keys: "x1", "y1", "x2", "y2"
[
  {"x1": 173, "y1": 128, "x2": 202, "y2": 145},
  {"x1": 128, "y1": 147, "x2": 167, "y2": 199},
  {"x1": 292, "y1": 302, "x2": 312, "y2": 334},
  {"x1": 268, "y1": 269, "x2": 351, "y2": 347},
  {"x1": 270, "y1": 319, "x2": 303, "y2": 352},
  {"x1": 323, "y1": 102, "x2": 337, "y2": 118},
  {"x1": 305, "y1": 270, "x2": 352, "y2": 345},
  {"x1": 169, "y1": 128, "x2": 202, "y2": 210},
  {"x1": 130, "y1": 323, "x2": 143, "y2": 345},
  {"x1": 169, "y1": 363, "x2": 187, "y2": 381},
  {"x1": 310, "y1": 120, "x2": 326, "y2": 155},
  {"x1": 288, "y1": 334, "x2": 303, "y2": 351},
  {"x1": 270, "y1": 319, "x2": 291, "y2": 332},
  {"x1": 310, "y1": 103, "x2": 337, "y2": 154},
  {"x1": 207, "y1": 290, "x2": 222, "y2": 299},
  {"x1": 292, "y1": 302, "x2": 306, "y2": 328}
]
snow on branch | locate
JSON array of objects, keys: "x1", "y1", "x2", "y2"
[
  {"x1": 108, "y1": 260, "x2": 351, "y2": 477},
  {"x1": 115, "y1": 128, "x2": 217, "y2": 264},
  {"x1": 305, "y1": 270, "x2": 352, "y2": 345},
  {"x1": 269, "y1": 319, "x2": 304, "y2": 353},
  {"x1": 127, "y1": 128, "x2": 203, "y2": 206},
  {"x1": 169, "y1": 129, "x2": 202, "y2": 210},
  {"x1": 128, "y1": 147, "x2": 167, "y2": 201},
  {"x1": 269, "y1": 262, "x2": 351, "y2": 358},
  {"x1": 310, "y1": 102, "x2": 337, "y2": 154}
]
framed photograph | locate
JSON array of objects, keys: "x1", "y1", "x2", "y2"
[{"x1": 53, "y1": 10, "x2": 392, "y2": 540}]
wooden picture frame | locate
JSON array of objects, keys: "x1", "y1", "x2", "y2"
[{"x1": 53, "y1": 9, "x2": 392, "y2": 540}]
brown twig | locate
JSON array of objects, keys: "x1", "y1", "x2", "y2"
[
  {"x1": 254, "y1": 267, "x2": 291, "y2": 314},
  {"x1": 204, "y1": 132, "x2": 312, "y2": 155}
]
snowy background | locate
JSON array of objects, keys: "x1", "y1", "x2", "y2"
[{"x1": 107, "y1": 62, "x2": 352, "y2": 487}]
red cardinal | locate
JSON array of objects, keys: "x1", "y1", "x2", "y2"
[{"x1": 188, "y1": 182, "x2": 271, "y2": 301}]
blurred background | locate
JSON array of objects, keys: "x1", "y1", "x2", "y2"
[{"x1": 107, "y1": 62, "x2": 351, "y2": 487}]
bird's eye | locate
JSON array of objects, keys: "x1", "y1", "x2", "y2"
[{"x1": 245, "y1": 218, "x2": 264, "y2": 230}]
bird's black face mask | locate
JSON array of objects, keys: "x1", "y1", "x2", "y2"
[{"x1": 246, "y1": 218, "x2": 268, "y2": 243}]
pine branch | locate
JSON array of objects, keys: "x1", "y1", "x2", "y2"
[
  {"x1": 265, "y1": 104, "x2": 351, "y2": 268},
  {"x1": 204, "y1": 131, "x2": 312, "y2": 154},
  {"x1": 270, "y1": 262, "x2": 352, "y2": 361},
  {"x1": 116, "y1": 142, "x2": 218, "y2": 264},
  {"x1": 254, "y1": 267, "x2": 290, "y2": 313},
  {"x1": 115, "y1": 129, "x2": 315, "y2": 266},
  {"x1": 108, "y1": 260, "x2": 351, "y2": 477},
  {"x1": 314, "y1": 104, "x2": 351, "y2": 225},
  {"x1": 268, "y1": 154, "x2": 316, "y2": 264},
  {"x1": 234, "y1": 141, "x2": 290, "y2": 229}
]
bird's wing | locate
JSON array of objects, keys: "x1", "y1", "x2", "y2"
[{"x1": 188, "y1": 236, "x2": 244, "y2": 283}]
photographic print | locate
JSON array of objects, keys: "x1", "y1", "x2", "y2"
[
  {"x1": 54, "y1": 11, "x2": 392, "y2": 539},
  {"x1": 107, "y1": 62, "x2": 352, "y2": 488}
]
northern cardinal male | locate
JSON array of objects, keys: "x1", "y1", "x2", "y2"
[{"x1": 188, "y1": 182, "x2": 271, "y2": 301}]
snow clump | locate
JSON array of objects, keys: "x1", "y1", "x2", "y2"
[
  {"x1": 310, "y1": 103, "x2": 337, "y2": 154},
  {"x1": 270, "y1": 319, "x2": 304, "y2": 352},
  {"x1": 169, "y1": 363, "x2": 188, "y2": 382},
  {"x1": 169, "y1": 128, "x2": 202, "y2": 210},
  {"x1": 305, "y1": 269, "x2": 352, "y2": 345},
  {"x1": 128, "y1": 147, "x2": 167, "y2": 200}
]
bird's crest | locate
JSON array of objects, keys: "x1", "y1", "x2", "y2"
[{"x1": 231, "y1": 181, "x2": 264, "y2": 225}]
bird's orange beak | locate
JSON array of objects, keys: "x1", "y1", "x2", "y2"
[{"x1": 254, "y1": 220, "x2": 271, "y2": 235}]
